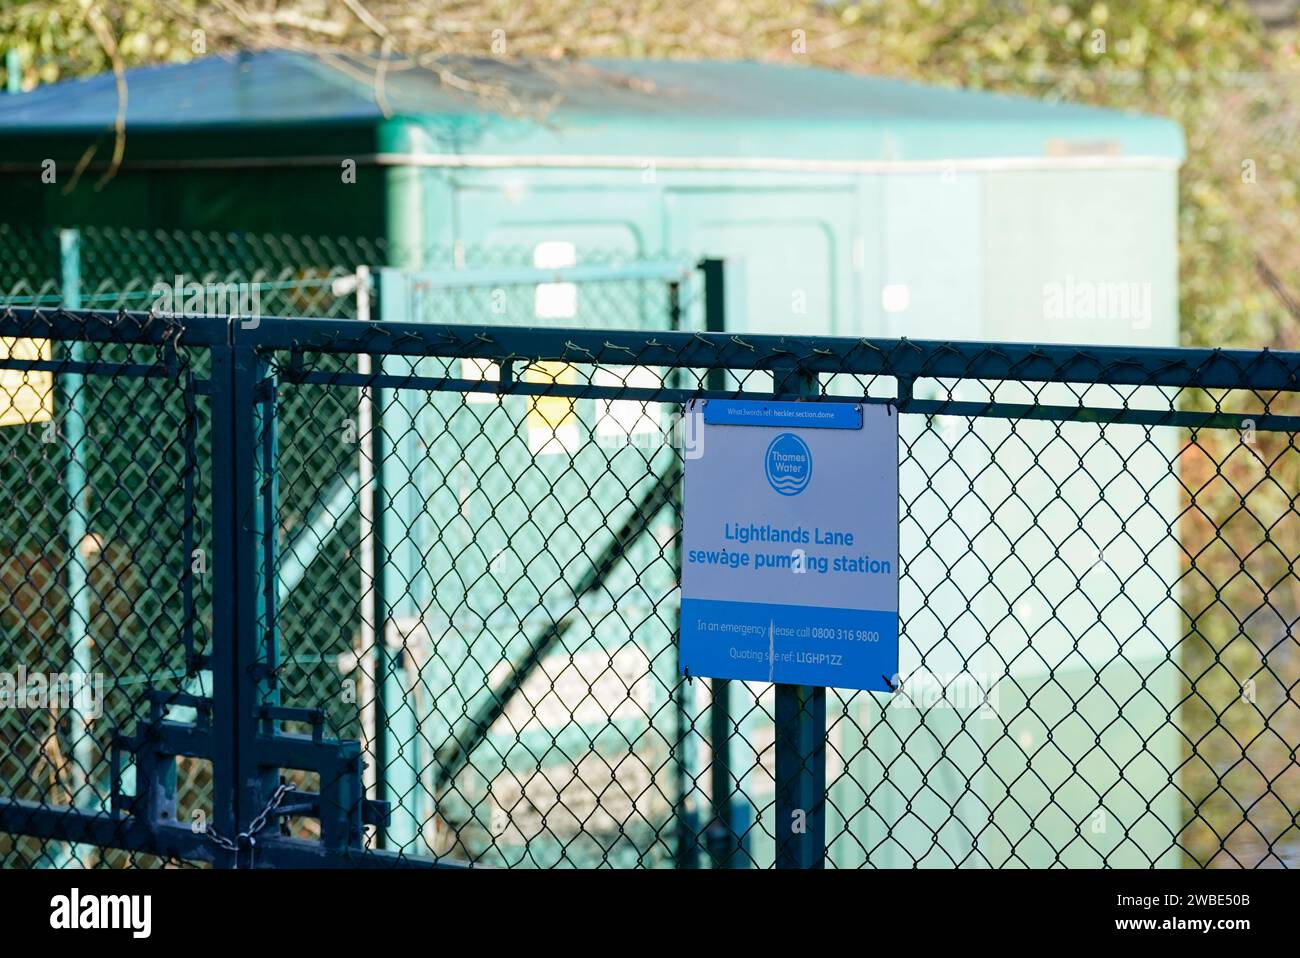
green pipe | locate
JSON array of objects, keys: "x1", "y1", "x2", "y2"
[
  {"x1": 432, "y1": 460, "x2": 681, "y2": 794},
  {"x1": 276, "y1": 467, "x2": 360, "y2": 606},
  {"x1": 59, "y1": 229, "x2": 94, "y2": 866},
  {"x1": 5, "y1": 50, "x2": 20, "y2": 94},
  {"x1": 375, "y1": 118, "x2": 427, "y2": 852}
]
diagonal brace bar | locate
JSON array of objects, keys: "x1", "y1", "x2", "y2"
[{"x1": 432, "y1": 458, "x2": 682, "y2": 794}]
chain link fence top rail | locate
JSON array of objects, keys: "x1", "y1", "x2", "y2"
[
  {"x1": 0, "y1": 228, "x2": 1297, "y2": 867},
  {"x1": 0, "y1": 223, "x2": 682, "y2": 316}
]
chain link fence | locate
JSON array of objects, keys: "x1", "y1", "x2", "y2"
[
  {"x1": 255, "y1": 320, "x2": 1300, "y2": 868},
  {"x1": 0, "y1": 305, "x2": 205, "y2": 867},
  {"x1": 0, "y1": 224, "x2": 1297, "y2": 868},
  {"x1": 0, "y1": 224, "x2": 691, "y2": 867}
]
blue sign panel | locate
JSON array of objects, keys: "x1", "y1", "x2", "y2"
[
  {"x1": 680, "y1": 399, "x2": 898, "y2": 692},
  {"x1": 703, "y1": 399, "x2": 863, "y2": 430}
]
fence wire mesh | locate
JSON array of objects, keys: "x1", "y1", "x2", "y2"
[
  {"x1": 0, "y1": 223, "x2": 1297, "y2": 869},
  {"x1": 0, "y1": 224, "x2": 688, "y2": 867},
  {"x1": 0, "y1": 308, "x2": 207, "y2": 867},
  {"x1": 264, "y1": 319, "x2": 1300, "y2": 868}
]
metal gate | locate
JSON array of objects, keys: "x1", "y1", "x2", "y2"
[{"x1": 0, "y1": 257, "x2": 710, "y2": 869}]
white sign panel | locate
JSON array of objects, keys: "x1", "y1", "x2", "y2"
[{"x1": 679, "y1": 398, "x2": 898, "y2": 692}]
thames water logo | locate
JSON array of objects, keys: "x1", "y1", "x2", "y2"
[{"x1": 765, "y1": 433, "x2": 812, "y2": 496}]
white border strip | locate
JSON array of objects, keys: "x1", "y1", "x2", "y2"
[
  {"x1": 0, "y1": 151, "x2": 1181, "y2": 174},
  {"x1": 372, "y1": 151, "x2": 1181, "y2": 174}
]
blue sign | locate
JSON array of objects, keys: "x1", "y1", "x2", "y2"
[
  {"x1": 680, "y1": 399, "x2": 898, "y2": 692},
  {"x1": 704, "y1": 400, "x2": 862, "y2": 430}
]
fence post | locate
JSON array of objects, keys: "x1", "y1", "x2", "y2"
[
  {"x1": 372, "y1": 267, "x2": 422, "y2": 851},
  {"x1": 55, "y1": 229, "x2": 94, "y2": 867},
  {"x1": 5, "y1": 49, "x2": 19, "y2": 94},
  {"x1": 378, "y1": 123, "x2": 428, "y2": 849},
  {"x1": 352, "y1": 267, "x2": 379, "y2": 807},
  {"x1": 229, "y1": 334, "x2": 281, "y2": 866},
  {"x1": 772, "y1": 364, "x2": 827, "y2": 870},
  {"x1": 207, "y1": 341, "x2": 239, "y2": 868},
  {"x1": 697, "y1": 258, "x2": 746, "y2": 868}
]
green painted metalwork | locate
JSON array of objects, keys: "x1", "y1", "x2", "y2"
[
  {"x1": 55, "y1": 230, "x2": 93, "y2": 869},
  {"x1": 4, "y1": 50, "x2": 19, "y2": 95},
  {"x1": 369, "y1": 257, "x2": 699, "y2": 864}
]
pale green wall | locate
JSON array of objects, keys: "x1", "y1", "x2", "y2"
[{"x1": 395, "y1": 158, "x2": 1184, "y2": 867}]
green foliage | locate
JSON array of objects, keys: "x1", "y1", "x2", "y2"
[
  {"x1": 830, "y1": 2, "x2": 1295, "y2": 351},
  {"x1": 838, "y1": 0, "x2": 1263, "y2": 77},
  {"x1": 0, "y1": 0, "x2": 197, "y2": 86}
]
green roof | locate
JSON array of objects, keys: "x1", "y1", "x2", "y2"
[{"x1": 0, "y1": 51, "x2": 1185, "y2": 163}]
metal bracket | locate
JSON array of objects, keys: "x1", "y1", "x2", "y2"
[{"x1": 110, "y1": 688, "x2": 390, "y2": 858}]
